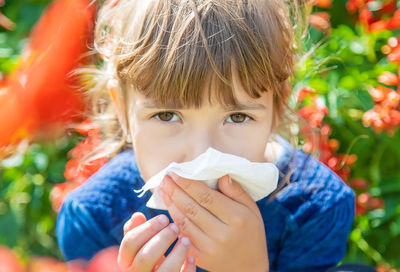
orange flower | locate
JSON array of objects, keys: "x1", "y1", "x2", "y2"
[
  {"x1": 312, "y1": 0, "x2": 332, "y2": 9},
  {"x1": 378, "y1": 71, "x2": 398, "y2": 86},
  {"x1": 309, "y1": 12, "x2": 331, "y2": 34},
  {"x1": 369, "y1": 20, "x2": 388, "y2": 32},
  {"x1": 368, "y1": 85, "x2": 393, "y2": 103}
]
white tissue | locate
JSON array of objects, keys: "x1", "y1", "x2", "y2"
[{"x1": 134, "y1": 147, "x2": 279, "y2": 210}]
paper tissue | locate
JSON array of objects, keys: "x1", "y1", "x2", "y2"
[{"x1": 134, "y1": 147, "x2": 279, "y2": 210}]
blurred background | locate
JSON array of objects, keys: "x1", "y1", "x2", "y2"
[{"x1": 1, "y1": 0, "x2": 400, "y2": 271}]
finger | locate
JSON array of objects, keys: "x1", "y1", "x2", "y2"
[
  {"x1": 159, "y1": 175, "x2": 225, "y2": 234},
  {"x1": 152, "y1": 256, "x2": 166, "y2": 271},
  {"x1": 118, "y1": 214, "x2": 170, "y2": 270},
  {"x1": 168, "y1": 172, "x2": 245, "y2": 224},
  {"x1": 180, "y1": 256, "x2": 196, "y2": 272},
  {"x1": 217, "y1": 175, "x2": 261, "y2": 216},
  {"x1": 124, "y1": 212, "x2": 147, "y2": 235},
  {"x1": 156, "y1": 237, "x2": 191, "y2": 272},
  {"x1": 159, "y1": 194, "x2": 209, "y2": 254},
  {"x1": 131, "y1": 223, "x2": 180, "y2": 272}
]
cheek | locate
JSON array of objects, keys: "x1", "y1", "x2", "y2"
[
  {"x1": 131, "y1": 122, "x2": 183, "y2": 181},
  {"x1": 221, "y1": 125, "x2": 271, "y2": 162}
]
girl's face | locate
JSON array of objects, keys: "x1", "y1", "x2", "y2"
[{"x1": 128, "y1": 82, "x2": 276, "y2": 182}]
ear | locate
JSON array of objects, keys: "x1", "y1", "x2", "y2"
[{"x1": 107, "y1": 78, "x2": 130, "y2": 138}]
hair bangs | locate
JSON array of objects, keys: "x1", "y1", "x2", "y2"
[{"x1": 114, "y1": 0, "x2": 285, "y2": 109}]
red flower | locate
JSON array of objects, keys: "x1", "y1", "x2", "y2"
[
  {"x1": 75, "y1": 118, "x2": 100, "y2": 136},
  {"x1": 357, "y1": 192, "x2": 371, "y2": 208},
  {"x1": 359, "y1": 8, "x2": 374, "y2": 25},
  {"x1": 387, "y1": 9, "x2": 400, "y2": 30},
  {"x1": 356, "y1": 192, "x2": 385, "y2": 216},
  {"x1": 0, "y1": 82, "x2": 38, "y2": 148},
  {"x1": 350, "y1": 178, "x2": 369, "y2": 191},
  {"x1": 5, "y1": 0, "x2": 95, "y2": 137},
  {"x1": 0, "y1": 0, "x2": 96, "y2": 149},
  {"x1": 298, "y1": 97, "x2": 329, "y2": 128},
  {"x1": 370, "y1": 197, "x2": 385, "y2": 209},
  {"x1": 381, "y1": 1, "x2": 397, "y2": 14}
]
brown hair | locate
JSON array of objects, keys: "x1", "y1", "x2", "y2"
[{"x1": 74, "y1": 0, "x2": 310, "y2": 173}]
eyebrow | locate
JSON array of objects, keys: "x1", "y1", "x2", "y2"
[{"x1": 140, "y1": 101, "x2": 266, "y2": 111}]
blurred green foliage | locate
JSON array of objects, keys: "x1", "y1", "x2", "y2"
[{"x1": 0, "y1": 137, "x2": 79, "y2": 261}]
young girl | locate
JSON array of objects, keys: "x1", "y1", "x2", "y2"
[{"x1": 56, "y1": 0, "x2": 355, "y2": 271}]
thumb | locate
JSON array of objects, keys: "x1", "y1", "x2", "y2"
[
  {"x1": 123, "y1": 212, "x2": 147, "y2": 235},
  {"x1": 217, "y1": 175, "x2": 259, "y2": 214}
]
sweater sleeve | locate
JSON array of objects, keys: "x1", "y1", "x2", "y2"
[
  {"x1": 56, "y1": 149, "x2": 147, "y2": 262},
  {"x1": 267, "y1": 150, "x2": 355, "y2": 272},
  {"x1": 273, "y1": 197, "x2": 354, "y2": 271},
  {"x1": 56, "y1": 196, "x2": 120, "y2": 262}
]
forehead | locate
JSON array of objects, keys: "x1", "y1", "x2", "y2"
[{"x1": 129, "y1": 78, "x2": 271, "y2": 111}]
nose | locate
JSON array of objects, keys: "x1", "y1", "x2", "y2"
[{"x1": 183, "y1": 127, "x2": 216, "y2": 162}]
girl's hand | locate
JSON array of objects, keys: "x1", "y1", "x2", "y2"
[
  {"x1": 118, "y1": 212, "x2": 196, "y2": 272},
  {"x1": 158, "y1": 174, "x2": 269, "y2": 272}
]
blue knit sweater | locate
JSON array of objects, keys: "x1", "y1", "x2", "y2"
[{"x1": 56, "y1": 136, "x2": 355, "y2": 271}]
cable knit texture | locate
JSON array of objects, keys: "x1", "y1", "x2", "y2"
[{"x1": 56, "y1": 137, "x2": 355, "y2": 272}]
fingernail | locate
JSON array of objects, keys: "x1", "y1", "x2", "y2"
[
  {"x1": 157, "y1": 214, "x2": 169, "y2": 225},
  {"x1": 181, "y1": 236, "x2": 191, "y2": 247},
  {"x1": 169, "y1": 223, "x2": 179, "y2": 234},
  {"x1": 187, "y1": 256, "x2": 195, "y2": 264}
]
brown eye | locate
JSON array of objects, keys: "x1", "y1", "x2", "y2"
[
  {"x1": 227, "y1": 113, "x2": 250, "y2": 123},
  {"x1": 154, "y1": 112, "x2": 180, "y2": 122}
]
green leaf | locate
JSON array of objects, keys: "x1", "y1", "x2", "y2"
[{"x1": 0, "y1": 207, "x2": 21, "y2": 247}]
